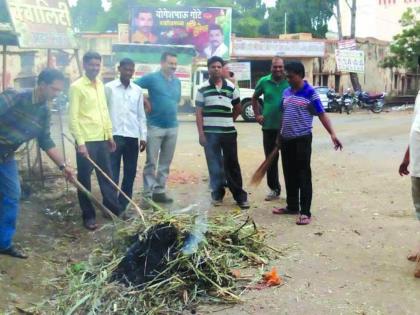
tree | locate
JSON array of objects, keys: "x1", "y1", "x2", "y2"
[
  {"x1": 70, "y1": 0, "x2": 104, "y2": 32},
  {"x1": 267, "y1": 0, "x2": 335, "y2": 38},
  {"x1": 0, "y1": 0, "x2": 10, "y2": 23},
  {"x1": 382, "y1": 7, "x2": 420, "y2": 72},
  {"x1": 332, "y1": 0, "x2": 343, "y2": 40},
  {"x1": 333, "y1": 0, "x2": 361, "y2": 91}
]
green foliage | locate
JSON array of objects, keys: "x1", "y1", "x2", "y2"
[
  {"x1": 0, "y1": 0, "x2": 11, "y2": 23},
  {"x1": 266, "y1": 0, "x2": 335, "y2": 38},
  {"x1": 70, "y1": 0, "x2": 104, "y2": 32},
  {"x1": 382, "y1": 8, "x2": 420, "y2": 71}
]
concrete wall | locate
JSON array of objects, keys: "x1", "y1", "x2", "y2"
[
  {"x1": 1, "y1": 33, "x2": 418, "y2": 96},
  {"x1": 312, "y1": 38, "x2": 419, "y2": 95}
]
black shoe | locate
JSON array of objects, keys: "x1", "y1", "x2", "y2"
[
  {"x1": 152, "y1": 193, "x2": 173, "y2": 204},
  {"x1": 0, "y1": 246, "x2": 28, "y2": 259},
  {"x1": 237, "y1": 201, "x2": 250, "y2": 209}
]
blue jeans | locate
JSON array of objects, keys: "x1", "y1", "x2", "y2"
[{"x1": 0, "y1": 159, "x2": 21, "y2": 250}]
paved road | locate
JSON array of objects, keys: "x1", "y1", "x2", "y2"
[{"x1": 1, "y1": 110, "x2": 419, "y2": 314}]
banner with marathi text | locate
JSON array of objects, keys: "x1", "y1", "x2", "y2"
[
  {"x1": 335, "y1": 49, "x2": 365, "y2": 73},
  {"x1": 6, "y1": 0, "x2": 77, "y2": 49},
  {"x1": 129, "y1": 7, "x2": 232, "y2": 59}
]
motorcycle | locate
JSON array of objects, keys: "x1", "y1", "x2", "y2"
[
  {"x1": 326, "y1": 90, "x2": 342, "y2": 113},
  {"x1": 355, "y1": 90, "x2": 386, "y2": 113},
  {"x1": 340, "y1": 89, "x2": 355, "y2": 114}
]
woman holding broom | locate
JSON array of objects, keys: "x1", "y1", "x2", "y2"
[{"x1": 272, "y1": 61, "x2": 343, "y2": 225}]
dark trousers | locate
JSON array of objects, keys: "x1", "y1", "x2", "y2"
[
  {"x1": 204, "y1": 132, "x2": 247, "y2": 203},
  {"x1": 262, "y1": 129, "x2": 281, "y2": 193},
  {"x1": 281, "y1": 134, "x2": 312, "y2": 217},
  {"x1": 76, "y1": 141, "x2": 122, "y2": 222},
  {"x1": 110, "y1": 136, "x2": 139, "y2": 209}
]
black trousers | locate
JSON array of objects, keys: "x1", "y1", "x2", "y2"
[
  {"x1": 281, "y1": 134, "x2": 312, "y2": 217},
  {"x1": 110, "y1": 136, "x2": 139, "y2": 209},
  {"x1": 204, "y1": 132, "x2": 247, "y2": 203},
  {"x1": 262, "y1": 129, "x2": 281, "y2": 194},
  {"x1": 76, "y1": 141, "x2": 122, "y2": 221}
]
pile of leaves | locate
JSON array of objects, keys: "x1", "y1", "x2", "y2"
[{"x1": 45, "y1": 210, "x2": 281, "y2": 314}]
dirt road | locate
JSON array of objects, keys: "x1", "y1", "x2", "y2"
[{"x1": 1, "y1": 110, "x2": 419, "y2": 314}]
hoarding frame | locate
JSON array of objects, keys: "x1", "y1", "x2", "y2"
[
  {"x1": 5, "y1": 0, "x2": 78, "y2": 49},
  {"x1": 129, "y1": 6, "x2": 232, "y2": 60}
]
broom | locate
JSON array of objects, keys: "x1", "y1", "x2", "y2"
[{"x1": 250, "y1": 145, "x2": 280, "y2": 186}]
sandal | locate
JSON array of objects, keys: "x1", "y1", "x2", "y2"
[
  {"x1": 415, "y1": 255, "x2": 420, "y2": 278},
  {"x1": 83, "y1": 219, "x2": 98, "y2": 231},
  {"x1": 407, "y1": 251, "x2": 420, "y2": 262},
  {"x1": 272, "y1": 207, "x2": 299, "y2": 215},
  {"x1": 296, "y1": 215, "x2": 311, "y2": 225}
]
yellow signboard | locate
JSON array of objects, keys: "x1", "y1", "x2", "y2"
[{"x1": 6, "y1": 0, "x2": 77, "y2": 49}]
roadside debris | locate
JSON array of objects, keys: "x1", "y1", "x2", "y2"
[{"x1": 43, "y1": 210, "x2": 284, "y2": 314}]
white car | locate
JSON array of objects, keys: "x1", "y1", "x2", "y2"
[{"x1": 314, "y1": 86, "x2": 331, "y2": 111}]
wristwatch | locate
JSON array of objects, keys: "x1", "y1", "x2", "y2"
[{"x1": 59, "y1": 163, "x2": 67, "y2": 171}]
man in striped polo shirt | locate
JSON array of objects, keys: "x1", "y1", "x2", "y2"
[
  {"x1": 195, "y1": 56, "x2": 249, "y2": 209},
  {"x1": 273, "y1": 61, "x2": 342, "y2": 225}
]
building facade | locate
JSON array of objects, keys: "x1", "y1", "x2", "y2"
[{"x1": 1, "y1": 32, "x2": 418, "y2": 97}]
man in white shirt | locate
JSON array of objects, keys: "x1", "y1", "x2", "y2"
[
  {"x1": 204, "y1": 24, "x2": 229, "y2": 58},
  {"x1": 399, "y1": 89, "x2": 420, "y2": 278},
  {"x1": 106, "y1": 58, "x2": 147, "y2": 210}
]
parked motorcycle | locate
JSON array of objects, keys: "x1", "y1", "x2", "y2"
[
  {"x1": 340, "y1": 89, "x2": 355, "y2": 114},
  {"x1": 355, "y1": 90, "x2": 386, "y2": 113},
  {"x1": 326, "y1": 90, "x2": 342, "y2": 113}
]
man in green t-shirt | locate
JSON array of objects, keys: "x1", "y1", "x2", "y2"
[{"x1": 252, "y1": 56, "x2": 289, "y2": 201}]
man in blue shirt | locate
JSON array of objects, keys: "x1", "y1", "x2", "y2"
[
  {"x1": 134, "y1": 52, "x2": 181, "y2": 206},
  {"x1": 272, "y1": 61, "x2": 342, "y2": 225}
]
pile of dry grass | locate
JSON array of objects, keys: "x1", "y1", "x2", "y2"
[{"x1": 42, "y1": 210, "x2": 282, "y2": 314}]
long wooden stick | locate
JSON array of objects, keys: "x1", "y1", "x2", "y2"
[
  {"x1": 62, "y1": 133, "x2": 145, "y2": 223},
  {"x1": 70, "y1": 177, "x2": 117, "y2": 220}
]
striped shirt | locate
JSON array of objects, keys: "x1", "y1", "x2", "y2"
[
  {"x1": 195, "y1": 79, "x2": 240, "y2": 133},
  {"x1": 0, "y1": 89, "x2": 55, "y2": 160},
  {"x1": 281, "y1": 81, "x2": 324, "y2": 139}
]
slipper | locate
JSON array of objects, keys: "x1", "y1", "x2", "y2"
[
  {"x1": 272, "y1": 207, "x2": 299, "y2": 215},
  {"x1": 415, "y1": 255, "x2": 420, "y2": 278},
  {"x1": 83, "y1": 219, "x2": 98, "y2": 231},
  {"x1": 407, "y1": 251, "x2": 419, "y2": 262},
  {"x1": 296, "y1": 215, "x2": 311, "y2": 225}
]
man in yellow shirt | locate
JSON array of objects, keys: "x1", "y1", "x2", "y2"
[{"x1": 69, "y1": 51, "x2": 122, "y2": 230}]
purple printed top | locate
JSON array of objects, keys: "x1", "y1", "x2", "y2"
[{"x1": 280, "y1": 81, "x2": 325, "y2": 139}]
